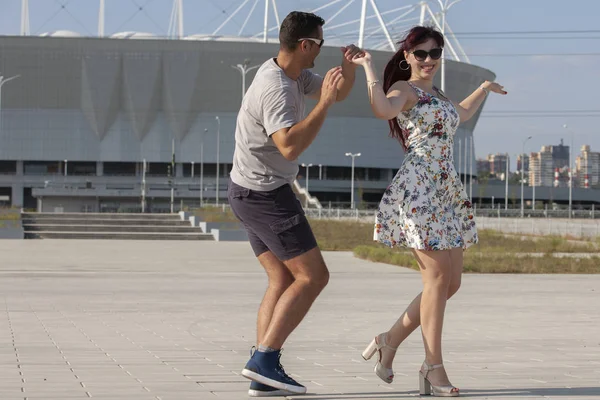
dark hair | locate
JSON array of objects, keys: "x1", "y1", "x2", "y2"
[
  {"x1": 384, "y1": 26, "x2": 444, "y2": 150},
  {"x1": 279, "y1": 11, "x2": 325, "y2": 51}
]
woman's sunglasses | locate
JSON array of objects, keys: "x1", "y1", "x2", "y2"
[{"x1": 410, "y1": 48, "x2": 443, "y2": 61}]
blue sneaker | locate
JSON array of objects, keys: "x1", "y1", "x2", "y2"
[
  {"x1": 241, "y1": 350, "x2": 306, "y2": 394},
  {"x1": 248, "y1": 381, "x2": 290, "y2": 397}
]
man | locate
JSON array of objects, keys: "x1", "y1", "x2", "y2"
[{"x1": 227, "y1": 11, "x2": 363, "y2": 397}]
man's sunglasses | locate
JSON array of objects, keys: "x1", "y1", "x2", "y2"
[
  {"x1": 410, "y1": 48, "x2": 443, "y2": 61},
  {"x1": 298, "y1": 37, "x2": 324, "y2": 48}
]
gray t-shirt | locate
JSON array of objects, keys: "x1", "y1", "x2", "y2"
[{"x1": 230, "y1": 58, "x2": 323, "y2": 191}]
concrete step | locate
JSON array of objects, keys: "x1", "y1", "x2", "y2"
[
  {"x1": 23, "y1": 224, "x2": 205, "y2": 233},
  {"x1": 21, "y1": 212, "x2": 182, "y2": 221},
  {"x1": 22, "y1": 218, "x2": 191, "y2": 226},
  {"x1": 24, "y1": 231, "x2": 214, "y2": 240}
]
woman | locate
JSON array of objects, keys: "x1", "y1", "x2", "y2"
[{"x1": 351, "y1": 26, "x2": 507, "y2": 397}]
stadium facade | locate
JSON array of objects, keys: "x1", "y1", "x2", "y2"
[{"x1": 0, "y1": 32, "x2": 497, "y2": 212}]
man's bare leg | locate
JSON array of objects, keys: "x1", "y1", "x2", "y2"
[
  {"x1": 259, "y1": 247, "x2": 329, "y2": 350},
  {"x1": 255, "y1": 251, "x2": 294, "y2": 345}
]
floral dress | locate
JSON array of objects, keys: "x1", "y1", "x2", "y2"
[{"x1": 374, "y1": 82, "x2": 478, "y2": 251}]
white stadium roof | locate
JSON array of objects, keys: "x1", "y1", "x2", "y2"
[
  {"x1": 110, "y1": 32, "x2": 157, "y2": 40},
  {"x1": 183, "y1": 34, "x2": 278, "y2": 44},
  {"x1": 39, "y1": 30, "x2": 82, "y2": 38},
  {"x1": 16, "y1": 0, "x2": 469, "y2": 63}
]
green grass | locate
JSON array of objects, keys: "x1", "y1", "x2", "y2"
[
  {"x1": 469, "y1": 230, "x2": 597, "y2": 254},
  {"x1": 0, "y1": 208, "x2": 21, "y2": 228},
  {"x1": 181, "y1": 210, "x2": 600, "y2": 273},
  {"x1": 308, "y1": 219, "x2": 600, "y2": 274},
  {"x1": 0, "y1": 208, "x2": 21, "y2": 221},
  {"x1": 353, "y1": 245, "x2": 600, "y2": 274},
  {"x1": 309, "y1": 220, "x2": 599, "y2": 253},
  {"x1": 310, "y1": 219, "x2": 375, "y2": 251},
  {"x1": 192, "y1": 207, "x2": 239, "y2": 223}
]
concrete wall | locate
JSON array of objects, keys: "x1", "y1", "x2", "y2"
[
  {"x1": 38, "y1": 197, "x2": 100, "y2": 213},
  {"x1": 476, "y1": 217, "x2": 600, "y2": 239},
  {"x1": 0, "y1": 228, "x2": 24, "y2": 239}
]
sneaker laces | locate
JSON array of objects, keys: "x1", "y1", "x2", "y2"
[{"x1": 275, "y1": 351, "x2": 293, "y2": 380}]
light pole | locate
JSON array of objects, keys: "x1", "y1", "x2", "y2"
[
  {"x1": 170, "y1": 138, "x2": 175, "y2": 214},
  {"x1": 301, "y1": 163, "x2": 313, "y2": 208},
  {"x1": 0, "y1": 74, "x2": 21, "y2": 133},
  {"x1": 531, "y1": 143, "x2": 536, "y2": 211},
  {"x1": 457, "y1": 139, "x2": 462, "y2": 184},
  {"x1": 435, "y1": 0, "x2": 463, "y2": 93},
  {"x1": 141, "y1": 159, "x2": 147, "y2": 213},
  {"x1": 201, "y1": 129, "x2": 206, "y2": 208},
  {"x1": 520, "y1": 136, "x2": 532, "y2": 217},
  {"x1": 504, "y1": 154, "x2": 509, "y2": 211},
  {"x1": 463, "y1": 137, "x2": 468, "y2": 188},
  {"x1": 468, "y1": 136, "x2": 473, "y2": 201},
  {"x1": 345, "y1": 152, "x2": 361, "y2": 209},
  {"x1": 215, "y1": 116, "x2": 220, "y2": 206},
  {"x1": 532, "y1": 176, "x2": 536, "y2": 211},
  {"x1": 563, "y1": 124, "x2": 573, "y2": 219},
  {"x1": 231, "y1": 59, "x2": 260, "y2": 100}
]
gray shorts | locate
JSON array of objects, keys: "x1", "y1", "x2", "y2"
[{"x1": 227, "y1": 179, "x2": 318, "y2": 261}]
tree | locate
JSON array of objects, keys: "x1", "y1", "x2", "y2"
[{"x1": 478, "y1": 171, "x2": 491, "y2": 185}]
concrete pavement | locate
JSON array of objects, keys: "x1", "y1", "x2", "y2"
[{"x1": 0, "y1": 240, "x2": 598, "y2": 399}]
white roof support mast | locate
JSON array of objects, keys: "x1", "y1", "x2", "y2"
[
  {"x1": 168, "y1": 0, "x2": 185, "y2": 39},
  {"x1": 369, "y1": 0, "x2": 395, "y2": 51},
  {"x1": 419, "y1": 1, "x2": 427, "y2": 25},
  {"x1": 20, "y1": 0, "x2": 470, "y2": 65},
  {"x1": 239, "y1": 0, "x2": 261, "y2": 36},
  {"x1": 358, "y1": 0, "x2": 368, "y2": 49},
  {"x1": 431, "y1": 0, "x2": 463, "y2": 92},
  {"x1": 21, "y1": 0, "x2": 30, "y2": 36},
  {"x1": 98, "y1": 0, "x2": 105, "y2": 37},
  {"x1": 263, "y1": 0, "x2": 269, "y2": 43},
  {"x1": 213, "y1": 0, "x2": 251, "y2": 36},
  {"x1": 270, "y1": 0, "x2": 281, "y2": 32}
]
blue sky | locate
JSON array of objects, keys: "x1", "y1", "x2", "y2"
[{"x1": 1, "y1": 0, "x2": 598, "y2": 167}]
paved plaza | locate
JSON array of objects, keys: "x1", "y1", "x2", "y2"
[{"x1": 0, "y1": 240, "x2": 599, "y2": 399}]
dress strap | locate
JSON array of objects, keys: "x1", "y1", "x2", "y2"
[
  {"x1": 406, "y1": 81, "x2": 424, "y2": 100},
  {"x1": 407, "y1": 81, "x2": 420, "y2": 91}
]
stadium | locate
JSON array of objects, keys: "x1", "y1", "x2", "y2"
[{"x1": 0, "y1": 0, "x2": 497, "y2": 213}]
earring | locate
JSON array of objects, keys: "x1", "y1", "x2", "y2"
[{"x1": 400, "y1": 60, "x2": 410, "y2": 71}]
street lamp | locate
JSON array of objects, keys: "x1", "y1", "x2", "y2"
[
  {"x1": 201, "y1": 128, "x2": 206, "y2": 208},
  {"x1": 345, "y1": 152, "x2": 361, "y2": 209},
  {"x1": 504, "y1": 153, "x2": 509, "y2": 211},
  {"x1": 531, "y1": 145, "x2": 536, "y2": 211},
  {"x1": 435, "y1": 0, "x2": 463, "y2": 93},
  {"x1": 231, "y1": 59, "x2": 261, "y2": 100},
  {"x1": 141, "y1": 159, "x2": 147, "y2": 213},
  {"x1": 215, "y1": 116, "x2": 220, "y2": 206},
  {"x1": 301, "y1": 163, "x2": 313, "y2": 208},
  {"x1": 520, "y1": 135, "x2": 532, "y2": 217},
  {"x1": 0, "y1": 74, "x2": 21, "y2": 132},
  {"x1": 563, "y1": 124, "x2": 573, "y2": 219},
  {"x1": 170, "y1": 138, "x2": 175, "y2": 214}
]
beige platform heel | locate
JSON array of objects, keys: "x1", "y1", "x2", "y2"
[
  {"x1": 419, "y1": 362, "x2": 459, "y2": 397},
  {"x1": 361, "y1": 333, "x2": 398, "y2": 384}
]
